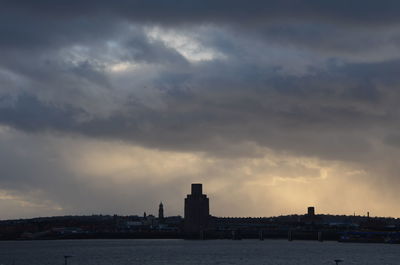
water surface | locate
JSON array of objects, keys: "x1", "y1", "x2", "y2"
[{"x1": 0, "y1": 239, "x2": 397, "y2": 265}]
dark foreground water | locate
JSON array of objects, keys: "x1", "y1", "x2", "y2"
[{"x1": 0, "y1": 239, "x2": 398, "y2": 265}]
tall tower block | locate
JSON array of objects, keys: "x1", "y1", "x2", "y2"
[{"x1": 184, "y1": 183, "x2": 210, "y2": 236}]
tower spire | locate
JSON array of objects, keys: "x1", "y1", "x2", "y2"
[{"x1": 158, "y1": 201, "x2": 164, "y2": 222}]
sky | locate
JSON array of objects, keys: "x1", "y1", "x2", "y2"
[{"x1": 1, "y1": 1, "x2": 400, "y2": 219}]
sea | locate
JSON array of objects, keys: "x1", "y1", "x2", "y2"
[{"x1": 0, "y1": 239, "x2": 398, "y2": 265}]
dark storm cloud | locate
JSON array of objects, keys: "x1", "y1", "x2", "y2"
[
  {"x1": 2, "y1": 1, "x2": 400, "y2": 53},
  {"x1": 0, "y1": 95, "x2": 80, "y2": 132},
  {"x1": 0, "y1": 57, "x2": 396, "y2": 162},
  {"x1": 3, "y1": 0, "x2": 400, "y2": 25}
]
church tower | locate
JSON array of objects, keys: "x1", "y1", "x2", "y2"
[{"x1": 158, "y1": 202, "x2": 164, "y2": 222}]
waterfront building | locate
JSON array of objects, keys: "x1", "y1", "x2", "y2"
[{"x1": 184, "y1": 183, "x2": 210, "y2": 236}]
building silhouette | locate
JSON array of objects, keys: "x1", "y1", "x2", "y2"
[
  {"x1": 184, "y1": 183, "x2": 210, "y2": 237},
  {"x1": 302, "y1": 206, "x2": 322, "y2": 225},
  {"x1": 308, "y1": 207, "x2": 315, "y2": 216},
  {"x1": 158, "y1": 202, "x2": 164, "y2": 223}
]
